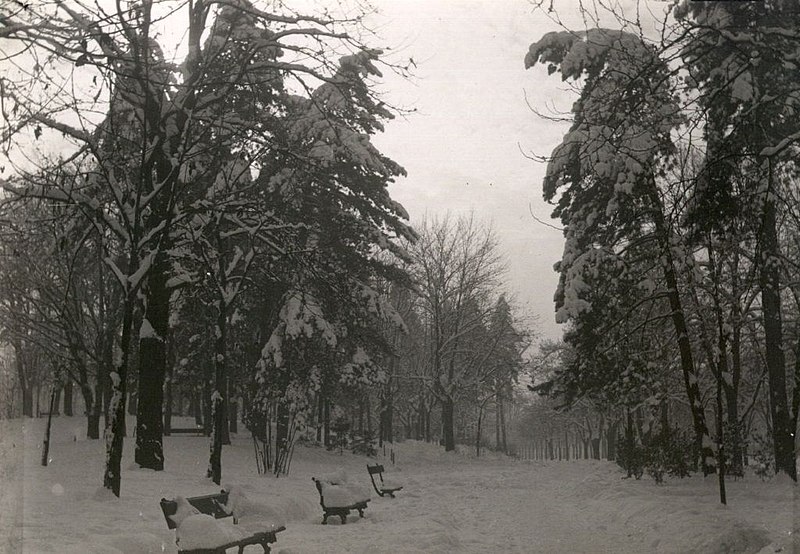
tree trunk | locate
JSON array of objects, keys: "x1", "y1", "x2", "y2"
[
  {"x1": 63, "y1": 379, "x2": 73, "y2": 416},
  {"x1": 229, "y1": 400, "x2": 238, "y2": 434},
  {"x1": 317, "y1": 393, "x2": 324, "y2": 442},
  {"x1": 192, "y1": 389, "x2": 203, "y2": 427},
  {"x1": 135, "y1": 260, "x2": 170, "y2": 472},
  {"x1": 476, "y1": 405, "x2": 484, "y2": 457},
  {"x1": 415, "y1": 402, "x2": 424, "y2": 440},
  {"x1": 15, "y1": 347, "x2": 33, "y2": 417},
  {"x1": 592, "y1": 438, "x2": 601, "y2": 460},
  {"x1": 499, "y1": 397, "x2": 507, "y2": 454},
  {"x1": 103, "y1": 289, "x2": 135, "y2": 497},
  {"x1": 203, "y1": 363, "x2": 213, "y2": 436},
  {"x1": 607, "y1": 421, "x2": 618, "y2": 461},
  {"x1": 81, "y1": 384, "x2": 99, "y2": 440},
  {"x1": 208, "y1": 393, "x2": 223, "y2": 484},
  {"x1": 759, "y1": 183, "x2": 796, "y2": 480},
  {"x1": 495, "y1": 396, "x2": 501, "y2": 450},
  {"x1": 128, "y1": 390, "x2": 137, "y2": 416},
  {"x1": 42, "y1": 384, "x2": 57, "y2": 466},
  {"x1": 648, "y1": 180, "x2": 714, "y2": 473},
  {"x1": 726, "y1": 252, "x2": 744, "y2": 477},
  {"x1": 716, "y1": 355, "x2": 727, "y2": 505},
  {"x1": 163, "y1": 328, "x2": 174, "y2": 436},
  {"x1": 52, "y1": 387, "x2": 61, "y2": 416},
  {"x1": 425, "y1": 403, "x2": 433, "y2": 443},
  {"x1": 442, "y1": 397, "x2": 455, "y2": 451},
  {"x1": 323, "y1": 393, "x2": 331, "y2": 448},
  {"x1": 209, "y1": 305, "x2": 229, "y2": 484},
  {"x1": 274, "y1": 402, "x2": 290, "y2": 475}
]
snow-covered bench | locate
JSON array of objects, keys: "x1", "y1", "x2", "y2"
[
  {"x1": 312, "y1": 472, "x2": 370, "y2": 524},
  {"x1": 367, "y1": 463, "x2": 403, "y2": 498},
  {"x1": 160, "y1": 490, "x2": 285, "y2": 553}
]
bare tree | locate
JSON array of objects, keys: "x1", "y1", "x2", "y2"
[{"x1": 409, "y1": 214, "x2": 506, "y2": 451}]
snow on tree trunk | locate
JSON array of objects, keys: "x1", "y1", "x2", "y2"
[
  {"x1": 103, "y1": 299, "x2": 134, "y2": 497},
  {"x1": 208, "y1": 390, "x2": 223, "y2": 485},
  {"x1": 208, "y1": 307, "x2": 229, "y2": 485}
]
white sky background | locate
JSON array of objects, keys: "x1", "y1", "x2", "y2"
[
  {"x1": 357, "y1": 0, "x2": 672, "y2": 341},
  {"x1": 368, "y1": 0, "x2": 568, "y2": 342}
]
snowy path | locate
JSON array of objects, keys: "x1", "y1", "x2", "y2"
[
  {"x1": 1, "y1": 418, "x2": 796, "y2": 553},
  {"x1": 277, "y1": 464, "x2": 651, "y2": 553}
]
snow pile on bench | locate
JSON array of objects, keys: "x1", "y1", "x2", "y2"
[{"x1": 171, "y1": 497, "x2": 242, "y2": 550}]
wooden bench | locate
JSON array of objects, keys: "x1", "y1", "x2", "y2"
[
  {"x1": 312, "y1": 477, "x2": 369, "y2": 524},
  {"x1": 367, "y1": 464, "x2": 403, "y2": 498},
  {"x1": 167, "y1": 427, "x2": 205, "y2": 436},
  {"x1": 160, "y1": 490, "x2": 285, "y2": 553}
]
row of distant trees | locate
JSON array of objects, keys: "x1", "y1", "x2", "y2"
[{"x1": 525, "y1": 0, "x2": 800, "y2": 491}]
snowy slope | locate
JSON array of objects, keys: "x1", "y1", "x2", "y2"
[{"x1": 1, "y1": 417, "x2": 796, "y2": 553}]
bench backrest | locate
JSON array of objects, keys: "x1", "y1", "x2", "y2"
[
  {"x1": 160, "y1": 491, "x2": 232, "y2": 530},
  {"x1": 366, "y1": 464, "x2": 384, "y2": 475}
]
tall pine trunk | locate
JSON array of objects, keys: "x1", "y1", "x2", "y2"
[
  {"x1": 647, "y1": 179, "x2": 714, "y2": 472},
  {"x1": 759, "y1": 175, "x2": 795, "y2": 480}
]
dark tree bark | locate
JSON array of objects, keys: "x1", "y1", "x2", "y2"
[
  {"x1": 203, "y1": 363, "x2": 213, "y2": 436},
  {"x1": 81, "y1": 383, "x2": 100, "y2": 440},
  {"x1": 648, "y1": 180, "x2": 714, "y2": 473},
  {"x1": 135, "y1": 258, "x2": 169, "y2": 471},
  {"x1": 441, "y1": 397, "x2": 455, "y2": 451},
  {"x1": 209, "y1": 306, "x2": 229, "y2": 484},
  {"x1": 103, "y1": 289, "x2": 135, "y2": 497},
  {"x1": 42, "y1": 384, "x2": 57, "y2": 466},
  {"x1": 229, "y1": 400, "x2": 238, "y2": 434},
  {"x1": 163, "y1": 328, "x2": 174, "y2": 436},
  {"x1": 607, "y1": 421, "x2": 618, "y2": 461},
  {"x1": 15, "y1": 346, "x2": 33, "y2": 417},
  {"x1": 759, "y1": 188, "x2": 796, "y2": 480},
  {"x1": 323, "y1": 393, "x2": 331, "y2": 448},
  {"x1": 63, "y1": 379, "x2": 73, "y2": 416},
  {"x1": 192, "y1": 389, "x2": 203, "y2": 426}
]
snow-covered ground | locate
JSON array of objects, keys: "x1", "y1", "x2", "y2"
[{"x1": 1, "y1": 416, "x2": 797, "y2": 554}]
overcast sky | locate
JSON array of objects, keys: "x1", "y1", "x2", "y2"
[
  {"x1": 353, "y1": 0, "x2": 673, "y2": 342},
  {"x1": 359, "y1": 0, "x2": 577, "y2": 341}
]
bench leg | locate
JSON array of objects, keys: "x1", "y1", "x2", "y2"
[
  {"x1": 322, "y1": 513, "x2": 329, "y2": 525},
  {"x1": 357, "y1": 507, "x2": 365, "y2": 518},
  {"x1": 340, "y1": 514, "x2": 347, "y2": 525}
]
